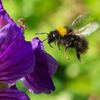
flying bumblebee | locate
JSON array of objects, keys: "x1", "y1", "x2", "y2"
[{"x1": 37, "y1": 15, "x2": 99, "y2": 60}]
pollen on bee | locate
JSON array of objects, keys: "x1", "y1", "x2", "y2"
[{"x1": 57, "y1": 26, "x2": 67, "y2": 37}]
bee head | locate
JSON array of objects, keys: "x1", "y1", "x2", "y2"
[{"x1": 48, "y1": 30, "x2": 59, "y2": 44}]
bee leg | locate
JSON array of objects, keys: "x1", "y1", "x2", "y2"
[
  {"x1": 76, "y1": 49, "x2": 81, "y2": 61},
  {"x1": 65, "y1": 45, "x2": 69, "y2": 52},
  {"x1": 48, "y1": 43, "x2": 53, "y2": 48},
  {"x1": 57, "y1": 41, "x2": 61, "y2": 50},
  {"x1": 54, "y1": 41, "x2": 57, "y2": 45}
]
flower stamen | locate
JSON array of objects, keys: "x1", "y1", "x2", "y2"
[{"x1": 17, "y1": 18, "x2": 26, "y2": 31}]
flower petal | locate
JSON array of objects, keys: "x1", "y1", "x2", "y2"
[
  {"x1": 0, "y1": 88, "x2": 30, "y2": 100},
  {"x1": 0, "y1": 0, "x2": 14, "y2": 26},
  {"x1": 0, "y1": 0, "x2": 3, "y2": 9},
  {"x1": 0, "y1": 23, "x2": 34, "y2": 84},
  {"x1": 32, "y1": 37, "x2": 58, "y2": 76},
  {"x1": 21, "y1": 37, "x2": 58, "y2": 93},
  {"x1": 46, "y1": 53, "x2": 58, "y2": 76}
]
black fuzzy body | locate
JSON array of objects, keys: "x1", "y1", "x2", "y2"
[
  {"x1": 47, "y1": 28, "x2": 88, "y2": 60},
  {"x1": 60, "y1": 34, "x2": 88, "y2": 60}
]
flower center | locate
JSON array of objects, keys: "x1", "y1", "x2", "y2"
[{"x1": 0, "y1": 16, "x2": 8, "y2": 29}]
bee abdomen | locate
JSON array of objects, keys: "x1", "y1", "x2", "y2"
[{"x1": 77, "y1": 37, "x2": 88, "y2": 53}]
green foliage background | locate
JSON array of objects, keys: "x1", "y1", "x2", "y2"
[{"x1": 3, "y1": 0, "x2": 100, "y2": 100}]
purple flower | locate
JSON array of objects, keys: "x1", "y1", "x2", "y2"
[
  {"x1": 0, "y1": 1, "x2": 34, "y2": 84},
  {"x1": 0, "y1": 88, "x2": 30, "y2": 100},
  {"x1": 0, "y1": 0, "x2": 58, "y2": 99},
  {"x1": 21, "y1": 38, "x2": 58, "y2": 93}
]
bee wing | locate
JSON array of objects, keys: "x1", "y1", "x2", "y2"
[
  {"x1": 71, "y1": 15, "x2": 84, "y2": 27},
  {"x1": 75, "y1": 22, "x2": 99, "y2": 36}
]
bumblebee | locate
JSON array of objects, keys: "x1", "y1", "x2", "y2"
[
  {"x1": 48, "y1": 26, "x2": 89, "y2": 60},
  {"x1": 38, "y1": 16, "x2": 99, "y2": 60}
]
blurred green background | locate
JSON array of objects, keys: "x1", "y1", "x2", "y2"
[{"x1": 3, "y1": 0, "x2": 100, "y2": 100}]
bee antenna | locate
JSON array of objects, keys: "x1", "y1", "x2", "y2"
[{"x1": 35, "y1": 32, "x2": 48, "y2": 35}]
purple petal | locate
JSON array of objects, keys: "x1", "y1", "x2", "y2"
[
  {"x1": 0, "y1": 88, "x2": 30, "y2": 100},
  {"x1": 32, "y1": 37, "x2": 58, "y2": 76},
  {"x1": 0, "y1": 0, "x2": 3, "y2": 9},
  {"x1": 0, "y1": 0, "x2": 14, "y2": 27},
  {"x1": 0, "y1": 16, "x2": 8, "y2": 28},
  {"x1": 31, "y1": 37, "x2": 44, "y2": 50},
  {"x1": 21, "y1": 37, "x2": 58, "y2": 93},
  {"x1": 46, "y1": 53, "x2": 58, "y2": 76},
  {"x1": 0, "y1": 23, "x2": 35, "y2": 84}
]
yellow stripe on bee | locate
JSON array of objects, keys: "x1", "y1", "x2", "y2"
[{"x1": 57, "y1": 26, "x2": 68, "y2": 37}]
